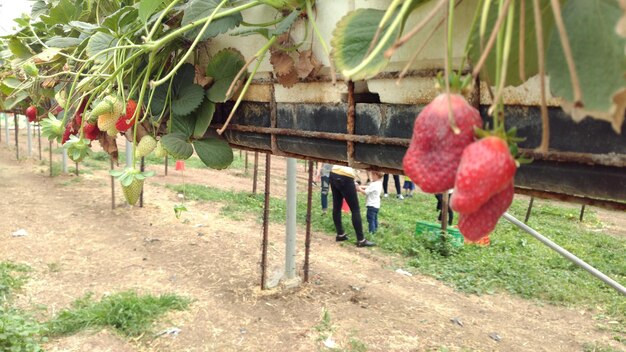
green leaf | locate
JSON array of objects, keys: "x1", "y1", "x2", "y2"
[
  {"x1": 139, "y1": 0, "x2": 164, "y2": 24},
  {"x1": 45, "y1": 37, "x2": 84, "y2": 48},
  {"x1": 160, "y1": 133, "x2": 194, "y2": 160},
  {"x1": 172, "y1": 83, "x2": 204, "y2": 117},
  {"x1": 7, "y1": 37, "x2": 32, "y2": 59},
  {"x1": 331, "y1": 8, "x2": 400, "y2": 81},
  {"x1": 546, "y1": 0, "x2": 626, "y2": 131},
  {"x1": 31, "y1": 0, "x2": 49, "y2": 18},
  {"x1": 172, "y1": 113, "x2": 196, "y2": 137},
  {"x1": 270, "y1": 9, "x2": 300, "y2": 36},
  {"x1": 86, "y1": 32, "x2": 117, "y2": 64},
  {"x1": 468, "y1": 0, "x2": 556, "y2": 87},
  {"x1": 205, "y1": 48, "x2": 246, "y2": 102},
  {"x1": 193, "y1": 100, "x2": 216, "y2": 139},
  {"x1": 102, "y1": 6, "x2": 139, "y2": 33},
  {"x1": 181, "y1": 0, "x2": 243, "y2": 41},
  {"x1": 40, "y1": 0, "x2": 81, "y2": 26},
  {"x1": 193, "y1": 137, "x2": 233, "y2": 169},
  {"x1": 68, "y1": 21, "x2": 99, "y2": 34}
]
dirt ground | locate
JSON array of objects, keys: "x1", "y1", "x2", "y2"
[{"x1": 0, "y1": 130, "x2": 624, "y2": 352}]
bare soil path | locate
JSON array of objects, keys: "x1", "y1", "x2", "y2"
[{"x1": 0, "y1": 136, "x2": 623, "y2": 351}]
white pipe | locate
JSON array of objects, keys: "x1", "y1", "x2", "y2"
[
  {"x1": 62, "y1": 148, "x2": 68, "y2": 173},
  {"x1": 285, "y1": 157, "x2": 297, "y2": 279},
  {"x1": 26, "y1": 121, "x2": 32, "y2": 157},
  {"x1": 503, "y1": 212, "x2": 626, "y2": 296},
  {"x1": 126, "y1": 140, "x2": 133, "y2": 168}
]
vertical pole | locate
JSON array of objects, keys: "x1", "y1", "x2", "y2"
[
  {"x1": 164, "y1": 155, "x2": 168, "y2": 176},
  {"x1": 110, "y1": 158, "x2": 115, "y2": 209},
  {"x1": 261, "y1": 153, "x2": 272, "y2": 290},
  {"x1": 285, "y1": 158, "x2": 297, "y2": 280},
  {"x1": 4, "y1": 113, "x2": 9, "y2": 145},
  {"x1": 62, "y1": 148, "x2": 68, "y2": 173},
  {"x1": 49, "y1": 141, "x2": 53, "y2": 177},
  {"x1": 579, "y1": 205, "x2": 586, "y2": 222},
  {"x1": 252, "y1": 151, "x2": 259, "y2": 194},
  {"x1": 245, "y1": 151, "x2": 249, "y2": 174},
  {"x1": 125, "y1": 140, "x2": 133, "y2": 168},
  {"x1": 441, "y1": 192, "x2": 449, "y2": 233},
  {"x1": 524, "y1": 197, "x2": 535, "y2": 223},
  {"x1": 304, "y1": 160, "x2": 314, "y2": 283},
  {"x1": 37, "y1": 123, "x2": 42, "y2": 160},
  {"x1": 139, "y1": 157, "x2": 145, "y2": 208},
  {"x1": 14, "y1": 114, "x2": 19, "y2": 160},
  {"x1": 75, "y1": 162, "x2": 79, "y2": 176},
  {"x1": 26, "y1": 121, "x2": 32, "y2": 157}
]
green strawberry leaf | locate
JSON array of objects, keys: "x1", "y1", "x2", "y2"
[
  {"x1": 139, "y1": 0, "x2": 164, "y2": 24},
  {"x1": 174, "y1": 203, "x2": 188, "y2": 219},
  {"x1": 193, "y1": 100, "x2": 216, "y2": 139},
  {"x1": 172, "y1": 83, "x2": 204, "y2": 117},
  {"x1": 86, "y1": 32, "x2": 117, "y2": 64},
  {"x1": 270, "y1": 9, "x2": 300, "y2": 36},
  {"x1": 8, "y1": 37, "x2": 32, "y2": 59},
  {"x1": 181, "y1": 0, "x2": 243, "y2": 41},
  {"x1": 468, "y1": 0, "x2": 556, "y2": 87},
  {"x1": 193, "y1": 137, "x2": 233, "y2": 169},
  {"x1": 45, "y1": 37, "x2": 84, "y2": 48},
  {"x1": 205, "y1": 48, "x2": 246, "y2": 103},
  {"x1": 142, "y1": 170, "x2": 156, "y2": 177},
  {"x1": 40, "y1": 0, "x2": 81, "y2": 26},
  {"x1": 109, "y1": 169, "x2": 124, "y2": 177},
  {"x1": 546, "y1": 0, "x2": 626, "y2": 132},
  {"x1": 161, "y1": 132, "x2": 194, "y2": 160},
  {"x1": 331, "y1": 8, "x2": 401, "y2": 81}
]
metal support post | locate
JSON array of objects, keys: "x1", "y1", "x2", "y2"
[
  {"x1": 525, "y1": 197, "x2": 535, "y2": 223},
  {"x1": 261, "y1": 153, "x2": 272, "y2": 290},
  {"x1": 304, "y1": 160, "x2": 314, "y2": 283},
  {"x1": 285, "y1": 158, "x2": 297, "y2": 280},
  {"x1": 252, "y1": 151, "x2": 259, "y2": 194},
  {"x1": 4, "y1": 113, "x2": 9, "y2": 145},
  {"x1": 26, "y1": 121, "x2": 32, "y2": 157},
  {"x1": 49, "y1": 141, "x2": 53, "y2": 177},
  {"x1": 110, "y1": 158, "x2": 116, "y2": 209},
  {"x1": 14, "y1": 114, "x2": 19, "y2": 160},
  {"x1": 125, "y1": 140, "x2": 133, "y2": 168},
  {"x1": 164, "y1": 155, "x2": 168, "y2": 176},
  {"x1": 62, "y1": 148, "x2": 68, "y2": 173},
  {"x1": 37, "y1": 123, "x2": 42, "y2": 160},
  {"x1": 579, "y1": 205, "x2": 586, "y2": 222},
  {"x1": 140, "y1": 157, "x2": 145, "y2": 207}
]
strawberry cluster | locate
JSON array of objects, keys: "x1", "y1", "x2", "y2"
[{"x1": 403, "y1": 93, "x2": 517, "y2": 242}]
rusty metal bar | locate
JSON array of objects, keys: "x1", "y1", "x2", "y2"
[
  {"x1": 520, "y1": 149, "x2": 626, "y2": 168},
  {"x1": 245, "y1": 151, "x2": 249, "y2": 174},
  {"x1": 212, "y1": 124, "x2": 411, "y2": 147},
  {"x1": 524, "y1": 196, "x2": 535, "y2": 223},
  {"x1": 261, "y1": 153, "x2": 272, "y2": 290},
  {"x1": 75, "y1": 162, "x2": 79, "y2": 176},
  {"x1": 140, "y1": 157, "x2": 145, "y2": 208},
  {"x1": 49, "y1": 141, "x2": 53, "y2": 177},
  {"x1": 579, "y1": 204, "x2": 586, "y2": 222},
  {"x1": 347, "y1": 81, "x2": 356, "y2": 166},
  {"x1": 253, "y1": 151, "x2": 259, "y2": 194},
  {"x1": 164, "y1": 155, "x2": 168, "y2": 176},
  {"x1": 304, "y1": 160, "x2": 314, "y2": 283},
  {"x1": 110, "y1": 157, "x2": 115, "y2": 209},
  {"x1": 515, "y1": 187, "x2": 626, "y2": 211}
]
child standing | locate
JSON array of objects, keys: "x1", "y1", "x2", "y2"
[
  {"x1": 402, "y1": 175, "x2": 414, "y2": 197},
  {"x1": 359, "y1": 171, "x2": 384, "y2": 234}
]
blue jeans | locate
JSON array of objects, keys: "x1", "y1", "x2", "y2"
[
  {"x1": 321, "y1": 175, "x2": 329, "y2": 210},
  {"x1": 366, "y1": 206, "x2": 379, "y2": 233}
]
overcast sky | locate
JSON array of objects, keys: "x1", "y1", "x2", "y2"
[{"x1": 0, "y1": 0, "x2": 33, "y2": 35}]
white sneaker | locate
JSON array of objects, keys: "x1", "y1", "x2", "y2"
[
  {"x1": 397, "y1": 194, "x2": 404, "y2": 200},
  {"x1": 383, "y1": 193, "x2": 389, "y2": 198}
]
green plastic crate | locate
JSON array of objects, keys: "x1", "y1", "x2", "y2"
[{"x1": 415, "y1": 221, "x2": 464, "y2": 247}]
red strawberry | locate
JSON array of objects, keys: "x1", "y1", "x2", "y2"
[
  {"x1": 402, "y1": 93, "x2": 482, "y2": 193},
  {"x1": 62, "y1": 125, "x2": 74, "y2": 144},
  {"x1": 84, "y1": 123, "x2": 100, "y2": 140},
  {"x1": 450, "y1": 136, "x2": 517, "y2": 214},
  {"x1": 75, "y1": 114, "x2": 83, "y2": 126},
  {"x1": 458, "y1": 182, "x2": 514, "y2": 242},
  {"x1": 115, "y1": 100, "x2": 138, "y2": 132},
  {"x1": 26, "y1": 106, "x2": 37, "y2": 122}
]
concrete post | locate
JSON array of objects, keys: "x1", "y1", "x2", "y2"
[
  {"x1": 62, "y1": 148, "x2": 68, "y2": 173},
  {"x1": 26, "y1": 122, "x2": 32, "y2": 157},
  {"x1": 126, "y1": 140, "x2": 133, "y2": 168}
]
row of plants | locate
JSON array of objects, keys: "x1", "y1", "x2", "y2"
[{"x1": 0, "y1": 0, "x2": 623, "y2": 241}]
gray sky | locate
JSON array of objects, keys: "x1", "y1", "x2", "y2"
[{"x1": 0, "y1": 0, "x2": 33, "y2": 35}]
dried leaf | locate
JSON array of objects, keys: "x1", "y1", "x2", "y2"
[
  {"x1": 560, "y1": 88, "x2": 626, "y2": 133},
  {"x1": 296, "y1": 50, "x2": 315, "y2": 79},
  {"x1": 98, "y1": 133, "x2": 118, "y2": 163},
  {"x1": 270, "y1": 50, "x2": 295, "y2": 76},
  {"x1": 41, "y1": 77, "x2": 58, "y2": 89},
  {"x1": 125, "y1": 121, "x2": 151, "y2": 143},
  {"x1": 194, "y1": 64, "x2": 213, "y2": 88},
  {"x1": 276, "y1": 66, "x2": 298, "y2": 88}
]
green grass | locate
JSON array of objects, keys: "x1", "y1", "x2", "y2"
[
  {"x1": 168, "y1": 183, "x2": 626, "y2": 324},
  {"x1": 0, "y1": 262, "x2": 31, "y2": 304},
  {"x1": 45, "y1": 291, "x2": 190, "y2": 337}
]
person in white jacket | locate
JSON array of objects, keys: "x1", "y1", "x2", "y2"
[{"x1": 359, "y1": 171, "x2": 384, "y2": 234}]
